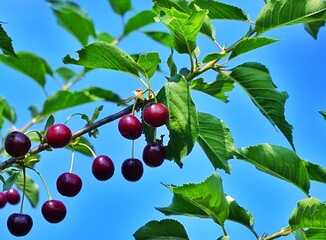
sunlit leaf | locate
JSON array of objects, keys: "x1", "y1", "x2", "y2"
[
  {"x1": 202, "y1": 53, "x2": 229, "y2": 63},
  {"x1": 256, "y1": 0, "x2": 326, "y2": 35},
  {"x1": 136, "y1": 52, "x2": 161, "y2": 80},
  {"x1": 200, "y1": 15, "x2": 216, "y2": 40},
  {"x1": 227, "y1": 62, "x2": 294, "y2": 150},
  {"x1": 197, "y1": 112, "x2": 234, "y2": 173},
  {"x1": 304, "y1": 20, "x2": 325, "y2": 39},
  {"x1": 108, "y1": 0, "x2": 132, "y2": 16},
  {"x1": 41, "y1": 87, "x2": 122, "y2": 117},
  {"x1": 97, "y1": 32, "x2": 116, "y2": 44},
  {"x1": 48, "y1": 0, "x2": 96, "y2": 45},
  {"x1": 289, "y1": 198, "x2": 326, "y2": 230},
  {"x1": 192, "y1": 0, "x2": 249, "y2": 21},
  {"x1": 55, "y1": 67, "x2": 76, "y2": 82},
  {"x1": 157, "y1": 76, "x2": 198, "y2": 166},
  {"x1": 229, "y1": 37, "x2": 279, "y2": 59},
  {"x1": 124, "y1": 11, "x2": 156, "y2": 36},
  {"x1": 303, "y1": 160, "x2": 326, "y2": 184},
  {"x1": 235, "y1": 144, "x2": 310, "y2": 196},
  {"x1": 0, "y1": 51, "x2": 52, "y2": 88},
  {"x1": 0, "y1": 23, "x2": 16, "y2": 57},
  {"x1": 133, "y1": 219, "x2": 189, "y2": 240}
]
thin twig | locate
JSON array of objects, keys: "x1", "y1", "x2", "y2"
[{"x1": 0, "y1": 104, "x2": 133, "y2": 170}]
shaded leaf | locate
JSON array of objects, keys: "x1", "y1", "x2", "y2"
[
  {"x1": 63, "y1": 41, "x2": 141, "y2": 77},
  {"x1": 0, "y1": 24, "x2": 16, "y2": 57},
  {"x1": 164, "y1": 173, "x2": 229, "y2": 226},
  {"x1": 3, "y1": 171, "x2": 19, "y2": 191},
  {"x1": 202, "y1": 53, "x2": 228, "y2": 63},
  {"x1": 227, "y1": 62, "x2": 294, "y2": 150},
  {"x1": 108, "y1": 0, "x2": 132, "y2": 16},
  {"x1": 229, "y1": 37, "x2": 279, "y2": 59},
  {"x1": 289, "y1": 198, "x2": 326, "y2": 230},
  {"x1": 55, "y1": 67, "x2": 76, "y2": 82},
  {"x1": 16, "y1": 172, "x2": 39, "y2": 208},
  {"x1": 0, "y1": 97, "x2": 16, "y2": 129},
  {"x1": 167, "y1": 49, "x2": 177, "y2": 77},
  {"x1": 192, "y1": 0, "x2": 249, "y2": 21},
  {"x1": 0, "y1": 51, "x2": 52, "y2": 87},
  {"x1": 157, "y1": 76, "x2": 198, "y2": 166},
  {"x1": 43, "y1": 115, "x2": 55, "y2": 132},
  {"x1": 124, "y1": 11, "x2": 156, "y2": 36},
  {"x1": 70, "y1": 137, "x2": 95, "y2": 157},
  {"x1": 48, "y1": 0, "x2": 96, "y2": 45},
  {"x1": 235, "y1": 144, "x2": 310, "y2": 196},
  {"x1": 136, "y1": 52, "x2": 161, "y2": 80},
  {"x1": 41, "y1": 87, "x2": 121, "y2": 117},
  {"x1": 319, "y1": 110, "x2": 326, "y2": 120},
  {"x1": 305, "y1": 229, "x2": 326, "y2": 239},
  {"x1": 133, "y1": 219, "x2": 189, "y2": 240},
  {"x1": 304, "y1": 20, "x2": 325, "y2": 39},
  {"x1": 200, "y1": 15, "x2": 216, "y2": 40},
  {"x1": 143, "y1": 31, "x2": 173, "y2": 47},
  {"x1": 197, "y1": 112, "x2": 234, "y2": 173},
  {"x1": 303, "y1": 160, "x2": 326, "y2": 184},
  {"x1": 190, "y1": 75, "x2": 234, "y2": 103},
  {"x1": 256, "y1": 0, "x2": 326, "y2": 35}
]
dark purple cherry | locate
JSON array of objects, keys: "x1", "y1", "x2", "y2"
[
  {"x1": 92, "y1": 155, "x2": 115, "y2": 181},
  {"x1": 142, "y1": 142, "x2": 165, "y2": 167},
  {"x1": 42, "y1": 200, "x2": 67, "y2": 224},
  {"x1": 7, "y1": 213, "x2": 33, "y2": 237},
  {"x1": 142, "y1": 102, "x2": 169, "y2": 127},
  {"x1": 0, "y1": 192, "x2": 7, "y2": 208},
  {"x1": 118, "y1": 114, "x2": 142, "y2": 140},
  {"x1": 45, "y1": 124, "x2": 72, "y2": 148},
  {"x1": 6, "y1": 188, "x2": 20, "y2": 205},
  {"x1": 5, "y1": 131, "x2": 31, "y2": 157},
  {"x1": 56, "y1": 172, "x2": 82, "y2": 197},
  {"x1": 121, "y1": 158, "x2": 143, "y2": 182}
]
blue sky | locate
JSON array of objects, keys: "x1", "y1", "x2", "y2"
[{"x1": 1, "y1": 1, "x2": 326, "y2": 239}]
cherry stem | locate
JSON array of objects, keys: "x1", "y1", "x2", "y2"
[
  {"x1": 27, "y1": 166, "x2": 52, "y2": 200},
  {"x1": 75, "y1": 142, "x2": 97, "y2": 158},
  {"x1": 0, "y1": 104, "x2": 134, "y2": 170},
  {"x1": 131, "y1": 140, "x2": 135, "y2": 159},
  {"x1": 20, "y1": 167, "x2": 27, "y2": 214},
  {"x1": 69, "y1": 147, "x2": 75, "y2": 173}
]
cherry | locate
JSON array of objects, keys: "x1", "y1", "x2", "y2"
[
  {"x1": 121, "y1": 158, "x2": 143, "y2": 182},
  {"x1": 42, "y1": 200, "x2": 67, "y2": 224},
  {"x1": 45, "y1": 124, "x2": 72, "y2": 148},
  {"x1": 142, "y1": 142, "x2": 165, "y2": 167},
  {"x1": 118, "y1": 114, "x2": 142, "y2": 140},
  {"x1": 0, "y1": 192, "x2": 7, "y2": 208},
  {"x1": 56, "y1": 172, "x2": 82, "y2": 197},
  {"x1": 7, "y1": 213, "x2": 33, "y2": 237},
  {"x1": 6, "y1": 188, "x2": 20, "y2": 205},
  {"x1": 142, "y1": 102, "x2": 169, "y2": 127},
  {"x1": 92, "y1": 155, "x2": 115, "y2": 181},
  {"x1": 5, "y1": 131, "x2": 31, "y2": 157}
]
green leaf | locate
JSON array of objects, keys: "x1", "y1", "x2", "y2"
[
  {"x1": 55, "y1": 67, "x2": 76, "y2": 82},
  {"x1": 63, "y1": 41, "x2": 141, "y2": 77},
  {"x1": 152, "y1": 0, "x2": 190, "y2": 14},
  {"x1": 256, "y1": 0, "x2": 326, "y2": 35},
  {"x1": 69, "y1": 137, "x2": 95, "y2": 157},
  {"x1": 164, "y1": 173, "x2": 229, "y2": 226},
  {"x1": 197, "y1": 112, "x2": 234, "y2": 173},
  {"x1": 190, "y1": 75, "x2": 234, "y2": 103},
  {"x1": 153, "y1": 3, "x2": 207, "y2": 54},
  {"x1": 16, "y1": 172, "x2": 39, "y2": 208},
  {"x1": 202, "y1": 53, "x2": 229, "y2": 63},
  {"x1": 108, "y1": 0, "x2": 132, "y2": 16},
  {"x1": 319, "y1": 110, "x2": 326, "y2": 120},
  {"x1": 157, "y1": 76, "x2": 198, "y2": 166},
  {"x1": 192, "y1": 0, "x2": 249, "y2": 21},
  {"x1": 304, "y1": 21, "x2": 325, "y2": 39},
  {"x1": 48, "y1": 1, "x2": 96, "y2": 45},
  {"x1": 41, "y1": 87, "x2": 122, "y2": 117},
  {"x1": 167, "y1": 49, "x2": 177, "y2": 77},
  {"x1": 303, "y1": 160, "x2": 326, "y2": 184},
  {"x1": 133, "y1": 219, "x2": 189, "y2": 240},
  {"x1": 289, "y1": 198, "x2": 326, "y2": 230},
  {"x1": 0, "y1": 51, "x2": 52, "y2": 88},
  {"x1": 0, "y1": 24, "x2": 16, "y2": 57},
  {"x1": 143, "y1": 31, "x2": 173, "y2": 47},
  {"x1": 136, "y1": 52, "x2": 161, "y2": 80},
  {"x1": 3, "y1": 171, "x2": 20, "y2": 191},
  {"x1": 200, "y1": 16, "x2": 216, "y2": 40},
  {"x1": 0, "y1": 97, "x2": 16, "y2": 129},
  {"x1": 227, "y1": 62, "x2": 294, "y2": 150},
  {"x1": 229, "y1": 37, "x2": 279, "y2": 59},
  {"x1": 226, "y1": 195, "x2": 255, "y2": 231},
  {"x1": 304, "y1": 229, "x2": 326, "y2": 239},
  {"x1": 43, "y1": 115, "x2": 55, "y2": 133},
  {"x1": 235, "y1": 144, "x2": 310, "y2": 196},
  {"x1": 96, "y1": 32, "x2": 116, "y2": 44},
  {"x1": 124, "y1": 11, "x2": 156, "y2": 36}
]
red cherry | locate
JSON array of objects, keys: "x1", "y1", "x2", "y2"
[
  {"x1": 6, "y1": 188, "x2": 20, "y2": 205},
  {"x1": 142, "y1": 102, "x2": 169, "y2": 127},
  {"x1": 142, "y1": 142, "x2": 165, "y2": 167},
  {"x1": 7, "y1": 213, "x2": 33, "y2": 237},
  {"x1": 5, "y1": 131, "x2": 31, "y2": 157},
  {"x1": 56, "y1": 172, "x2": 82, "y2": 197},
  {"x1": 118, "y1": 114, "x2": 142, "y2": 140},
  {"x1": 92, "y1": 155, "x2": 115, "y2": 181},
  {"x1": 0, "y1": 192, "x2": 7, "y2": 208},
  {"x1": 42, "y1": 200, "x2": 67, "y2": 224},
  {"x1": 121, "y1": 158, "x2": 143, "y2": 182},
  {"x1": 45, "y1": 124, "x2": 72, "y2": 148}
]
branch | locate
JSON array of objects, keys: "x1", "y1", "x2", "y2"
[{"x1": 0, "y1": 104, "x2": 133, "y2": 170}]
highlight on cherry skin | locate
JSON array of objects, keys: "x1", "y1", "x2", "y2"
[
  {"x1": 6, "y1": 188, "x2": 21, "y2": 205},
  {"x1": 118, "y1": 114, "x2": 143, "y2": 140},
  {"x1": 7, "y1": 213, "x2": 33, "y2": 237},
  {"x1": 45, "y1": 124, "x2": 72, "y2": 148},
  {"x1": 142, "y1": 102, "x2": 169, "y2": 127},
  {"x1": 56, "y1": 172, "x2": 82, "y2": 197},
  {"x1": 4, "y1": 131, "x2": 31, "y2": 158},
  {"x1": 92, "y1": 155, "x2": 115, "y2": 181}
]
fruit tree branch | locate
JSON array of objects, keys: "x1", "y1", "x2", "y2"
[{"x1": 0, "y1": 104, "x2": 134, "y2": 170}]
